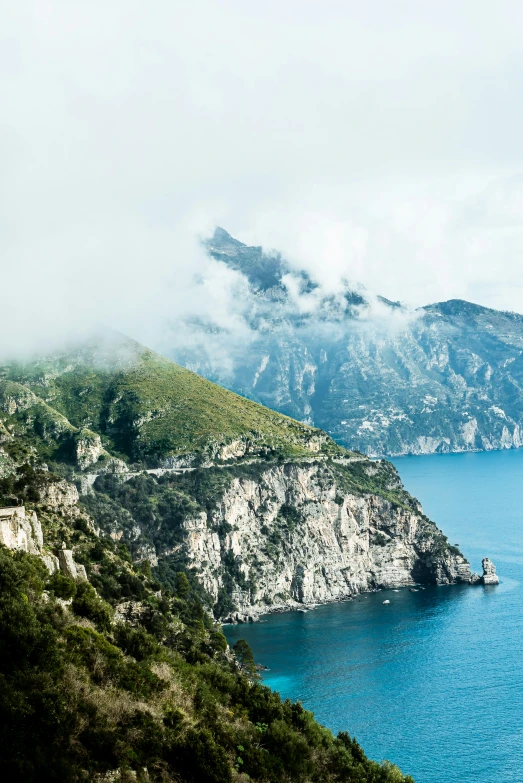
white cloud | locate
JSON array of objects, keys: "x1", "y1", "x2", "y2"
[{"x1": 2, "y1": 0, "x2": 523, "y2": 358}]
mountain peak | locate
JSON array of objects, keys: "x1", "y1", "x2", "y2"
[
  {"x1": 205, "y1": 228, "x2": 286, "y2": 290},
  {"x1": 210, "y1": 226, "x2": 246, "y2": 249}
]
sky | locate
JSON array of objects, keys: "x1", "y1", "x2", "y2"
[{"x1": 3, "y1": 1, "x2": 523, "y2": 354}]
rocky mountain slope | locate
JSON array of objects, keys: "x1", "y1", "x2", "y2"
[
  {"x1": 2, "y1": 472, "x2": 419, "y2": 783},
  {"x1": 172, "y1": 228, "x2": 523, "y2": 456},
  {"x1": 0, "y1": 335, "x2": 473, "y2": 625},
  {"x1": 0, "y1": 338, "x2": 425, "y2": 781}
]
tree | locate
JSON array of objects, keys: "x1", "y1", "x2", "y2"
[
  {"x1": 233, "y1": 638, "x2": 258, "y2": 679},
  {"x1": 174, "y1": 571, "x2": 190, "y2": 599}
]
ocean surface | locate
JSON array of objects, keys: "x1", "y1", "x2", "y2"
[{"x1": 223, "y1": 449, "x2": 523, "y2": 783}]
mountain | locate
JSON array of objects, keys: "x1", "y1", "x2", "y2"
[
  {"x1": 1, "y1": 332, "x2": 332, "y2": 467},
  {"x1": 173, "y1": 227, "x2": 523, "y2": 457},
  {"x1": 0, "y1": 335, "x2": 434, "y2": 782},
  {"x1": 0, "y1": 333, "x2": 472, "y2": 624},
  {"x1": 1, "y1": 333, "x2": 465, "y2": 780}
]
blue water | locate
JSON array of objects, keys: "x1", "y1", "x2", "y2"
[{"x1": 224, "y1": 450, "x2": 523, "y2": 783}]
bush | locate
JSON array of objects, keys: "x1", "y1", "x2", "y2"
[
  {"x1": 72, "y1": 582, "x2": 113, "y2": 630},
  {"x1": 46, "y1": 572, "x2": 77, "y2": 600},
  {"x1": 167, "y1": 728, "x2": 232, "y2": 783},
  {"x1": 114, "y1": 624, "x2": 159, "y2": 661}
]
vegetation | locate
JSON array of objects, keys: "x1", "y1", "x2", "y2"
[
  {"x1": 0, "y1": 332, "x2": 461, "y2": 781},
  {"x1": 0, "y1": 543, "x2": 414, "y2": 783},
  {"x1": 1, "y1": 336, "x2": 347, "y2": 465}
]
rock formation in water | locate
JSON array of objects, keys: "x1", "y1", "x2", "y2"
[{"x1": 481, "y1": 557, "x2": 499, "y2": 585}]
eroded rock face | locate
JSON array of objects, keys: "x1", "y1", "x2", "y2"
[
  {"x1": 75, "y1": 429, "x2": 106, "y2": 470},
  {"x1": 134, "y1": 541, "x2": 159, "y2": 568},
  {"x1": 40, "y1": 480, "x2": 80, "y2": 508},
  {"x1": 0, "y1": 507, "x2": 42, "y2": 555},
  {"x1": 0, "y1": 504, "x2": 87, "y2": 580},
  {"x1": 58, "y1": 547, "x2": 79, "y2": 579},
  {"x1": 143, "y1": 463, "x2": 472, "y2": 619},
  {"x1": 481, "y1": 557, "x2": 499, "y2": 585}
]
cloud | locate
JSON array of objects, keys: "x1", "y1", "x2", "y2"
[{"x1": 2, "y1": 0, "x2": 523, "y2": 359}]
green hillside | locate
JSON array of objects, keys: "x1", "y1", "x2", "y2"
[
  {"x1": 0, "y1": 489, "x2": 412, "y2": 783},
  {"x1": 0, "y1": 334, "x2": 414, "y2": 782},
  {"x1": 1, "y1": 334, "x2": 344, "y2": 467}
]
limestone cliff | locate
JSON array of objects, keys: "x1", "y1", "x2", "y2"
[
  {"x1": 92, "y1": 458, "x2": 472, "y2": 621},
  {"x1": 0, "y1": 503, "x2": 87, "y2": 579},
  {"x1": 0, "y1": 335, "x2": 474, "y2": 621},
  {"x1": 186, "y1": 463, "x2": 470, "y2": 619}
]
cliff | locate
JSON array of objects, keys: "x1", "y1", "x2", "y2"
[
  {"x1": 182, "y1": 461, "x2": 471, "y2": 620},
  {"x1": 0, "y1": 335, "x2": 463, "y2": 780},
  {"x1": 88, "y1": 458, "x2": 472, "y2": 621},
  {"x1": 0, "y1": 335, "x2": 472, "y2": 622}
]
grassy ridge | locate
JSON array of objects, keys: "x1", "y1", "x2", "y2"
[{"x1": 1, "y1": 337, "x2": 344, "y2": 465}]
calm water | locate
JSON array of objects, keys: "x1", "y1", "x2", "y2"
[{"x1": 224, "y1": 450, "x2": 523, "y2": 783}]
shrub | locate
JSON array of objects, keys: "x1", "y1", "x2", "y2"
[
  {"x1": 72, "y1": 582, "x2": 113, "y2": 630},
  {"x1": 114, "y1": 624, "x2": 159, "y2": 661},
  {"x1": 46, "y1": 572, "x2": 77, "y2": 600},
  {"x1": 167, "y1": 728, "x2": 232, "y2": 783}
]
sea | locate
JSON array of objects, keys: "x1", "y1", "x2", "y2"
[{"x1": 223, "y1": 449, "x2": 523, "y2": 783}]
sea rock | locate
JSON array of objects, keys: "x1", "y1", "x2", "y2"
[{"x1": 481, "y1": 557, "x2": 499, "y2": 585}]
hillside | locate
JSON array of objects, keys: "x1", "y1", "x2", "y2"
[
  {"x1": 170, "y1": 228, "x2": 523, "y2": 457},
  {"x1": 1, "y1": 334, "x2": 340, "y2": 467},
  {"x1": 0, "y1": 335, "x2": 444, "y2": 781},
  {"x1": 0, "y1": 335, "x2": 473, "y2": 624},
  {"x1": 0, "y1": 479, "x2": 414, "y2": 782}
]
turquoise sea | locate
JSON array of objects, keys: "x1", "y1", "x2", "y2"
[{"x1": 223, "y1": 450, "x2": 523, "y2": 783}]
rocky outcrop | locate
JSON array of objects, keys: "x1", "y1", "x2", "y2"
[
  {"x1": 481, "y1": 557, "x2": 499, "y2": 585},
  {"x1": 0, "y1": 505, "x2": 87, "y2": 579},
  {"x1": 0, "y1": 506, "x2": 43, "y2": 555},
  {"x1": 74, "y1": 428, "x2": 129, "y2": 474},
  {"x1": 134, "y1": 462, "x2": 472, "y2": 619},
  {"x1": 40, "y1": 480, "x2": 80, "y2": 509},
  {"x1": 75, "y1": 429, "x2": 107, "y2": 470},
  {"x1": 58, "y1": 543, "x2": 87, "y2": 581}
]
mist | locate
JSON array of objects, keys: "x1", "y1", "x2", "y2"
[{"x1": 3, "y1": 1, "x2": 523, "y2": 360}]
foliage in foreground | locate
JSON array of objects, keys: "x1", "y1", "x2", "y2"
[{"x1": 0, "y1": 544, "x2": 414, "y2": 783}]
